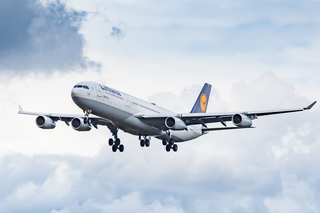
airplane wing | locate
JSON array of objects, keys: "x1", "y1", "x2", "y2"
[
  {"x1": 140, "y1": 101, "x2": 317, "y2": 129},
  {"x1": 18, "y1": 105, "x2": 113, "y2": 128},
  {"x1": 181, "y1": 101, "x2": 317, "y2": 126},
  {"x1": 202, "y1": 126, "x2": 255, "y2": 132}
]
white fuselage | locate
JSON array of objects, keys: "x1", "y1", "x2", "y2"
[{"x1": 71, "y1": 81, "x2": 203, "y2": 142}]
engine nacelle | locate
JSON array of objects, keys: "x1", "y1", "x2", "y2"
[
  {"x1": 232, "y1": 114, "x2": 252, "y2": 127},
  {"x1": 71, "y1": 117, "x2": 92, "y2": 131},
  {"x1": 165, "y1": 117, "x2": 187, "y2": 130},
  {"x1": 36, "y1": 116, "x2": 56, "y2": 129}
]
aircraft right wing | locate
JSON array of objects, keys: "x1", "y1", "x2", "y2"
[{"x1": 18, "y1": 105, "x2": 116, "y2": 131}]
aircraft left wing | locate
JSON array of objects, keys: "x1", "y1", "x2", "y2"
[
  {"x1": 140, "y1": 101, "x2": 317, "y2": 129},
  {"x1": 181, "y1": 101, "x2": 317, "y2": 126}
]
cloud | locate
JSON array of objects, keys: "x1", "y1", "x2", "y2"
[
  {"x1": 51, "y1": 192, "x2": 186, "y2": 213},
  {"x1": 264, "y1": 173, "x2": 319, "y2": 213},
  {"x1": 0, "y1": 0, "x2": 98, "y2": 73},
  {"x1": 229, "y1": 72, "x2": 309, "y2": 110},
  {"x1": 111, "y1": 27, "x2": 123, "y2": 39}
]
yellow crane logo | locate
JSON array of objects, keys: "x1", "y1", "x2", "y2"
[{"x1": 200, "y1": 94, "x2": 207, "y2": 113}]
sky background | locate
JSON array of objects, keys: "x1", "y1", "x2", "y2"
[{"x1": 0, "y1": 0, "x2": 320, "y2": 212}]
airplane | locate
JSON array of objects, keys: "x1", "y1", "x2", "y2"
[{"x1": 19, "y1": 81, "x2": 317, "y2": 152}]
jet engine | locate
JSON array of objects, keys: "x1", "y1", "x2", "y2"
[
  {"x1": 71, "y1": 117, "x2": 92, "y2": 131},
  {"x1": 36, "y1": 116, "x2": 56, "y2": 129},
  {"x1": 165, "y1": 117, "x2": 187, "y2": 130},
  {"x1": 232, "y1": 114, "x2": 252, "y2": 127}
]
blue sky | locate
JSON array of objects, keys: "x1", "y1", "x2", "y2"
[{"x1": 0, "y1": 0, "x2": 319, "y2": 212}]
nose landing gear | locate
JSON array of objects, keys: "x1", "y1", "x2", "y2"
[{"x1": 139, "y1": 136, "x2": 151, "y2": 147}]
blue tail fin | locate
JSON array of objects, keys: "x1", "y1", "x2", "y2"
[{"x1": 190, "y1": 83, "x2": 212, "y2": 113}]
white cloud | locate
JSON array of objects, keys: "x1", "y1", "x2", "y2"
[
  {"x1": 264, "y1": 174, "x2": 318, "y2": 213},
  {"x1": 50, "y1": 192, "x2": 186, "y2": 213}
]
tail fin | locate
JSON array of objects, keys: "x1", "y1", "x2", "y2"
[{"x1": 190, "y1": 83, "x2": 212, "y2": 113}]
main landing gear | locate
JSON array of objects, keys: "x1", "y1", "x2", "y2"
[
  {"x1": 106, "y1": 122, "x2": 124, "y2": 152},
  {"x1": 108, "y1": 137, "x2": 124, "y2": 152},
  {"x1": 162, "y1": 138, "x2": 178, "y2": 152}
]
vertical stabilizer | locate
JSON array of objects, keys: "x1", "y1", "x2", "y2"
[{"x1": 190, "y1": 83, "x2": 212, "y2": 113}]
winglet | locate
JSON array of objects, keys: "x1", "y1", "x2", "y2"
[
  {"x1": 18, "y1": 105, "x2": 23, "y2": 114},
  {"x1": 304, "y1": 101, "x2": 317, "y2": 110}
]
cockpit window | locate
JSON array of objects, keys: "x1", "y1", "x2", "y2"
[{"x1": 74, "y1": 85, "x2": 89, "y2": 89}]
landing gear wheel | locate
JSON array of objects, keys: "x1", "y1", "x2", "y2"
[
  {"x1": 112, "y1": 145, "x2": 117, "y2": 152},
  {"x1": 169, "y1": 138, "x2": 174, "y2": 146},
  {"x1": 145, "y1": 139, "x2": 150, "y2": 147},
  {"x1": 119, "y1": 144, "x2": 124, "y2": 152},
  {"x1": 115, "y1": 138, "x2": 121, "y2": 146},
  {"x1": 162, "y1": 139, "x2": 167, "y2": 146},
  {"x1": 108, "y1": 138, "x2": 114, "y2": 146},
  {"x1": 166, "y1": 144, "x2": 171, "y2": 152},
  {"x1": 140, "y1": 140, "x2": 145, "y2": 147},
  {"x1": 173, "y1": 144, "x2": 178, "y2": 152}
]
